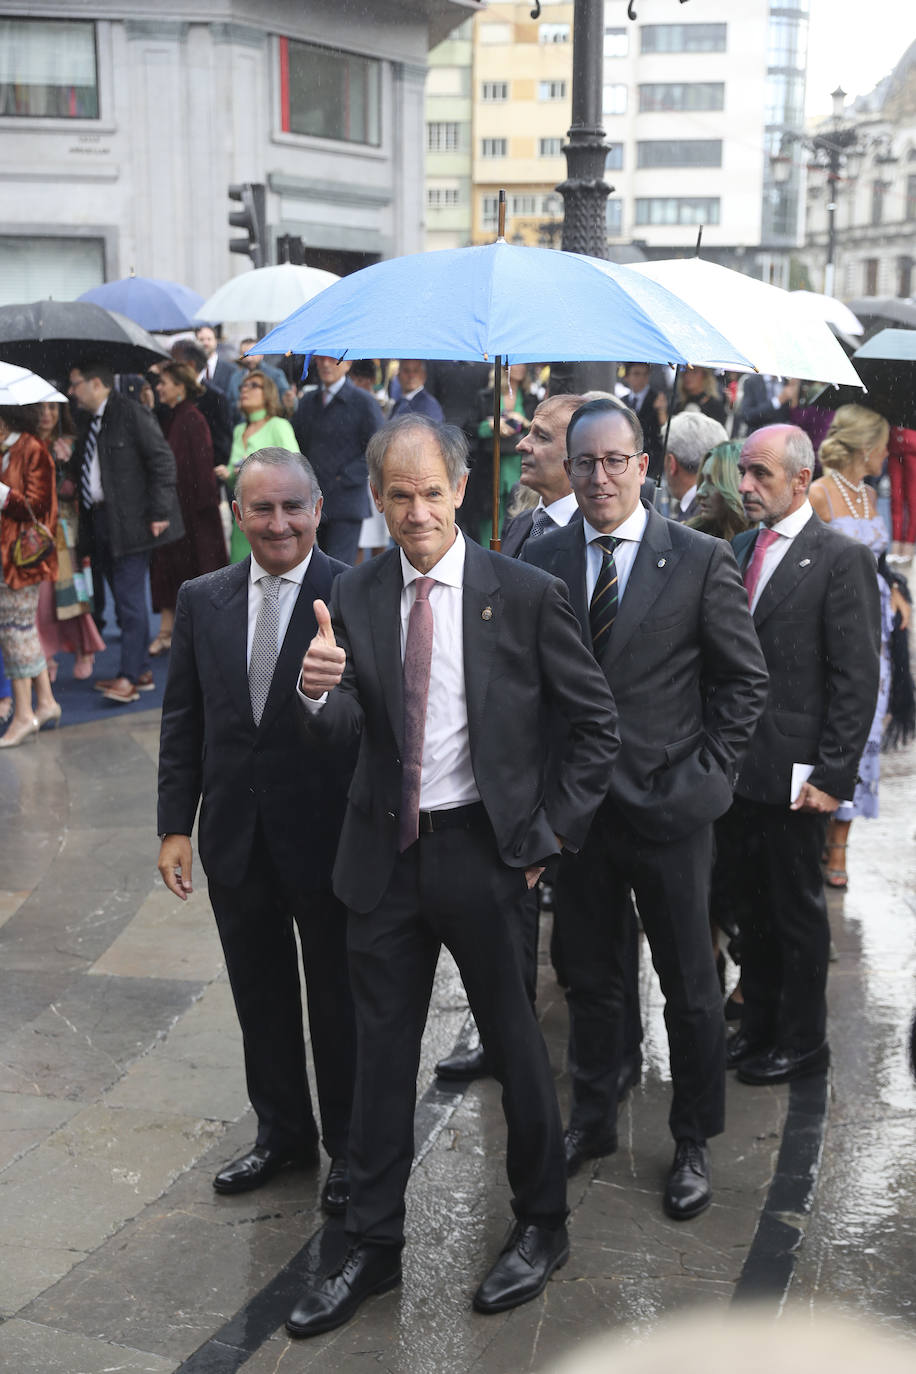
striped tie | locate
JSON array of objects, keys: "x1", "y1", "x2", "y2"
[
  {"x1": 589, "y1": 536, "x2": 621, "y2": 658},
  {"x1": 80, "y1": 413, "x2": 102, "y2": 511}
]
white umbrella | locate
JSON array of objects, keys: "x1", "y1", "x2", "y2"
[
  {"x1": 790, "y1": 290, "x2": 864, "y2": 337},
  {"x1": 0, "y1": 361, "x2": 67, "y2": 405},
  {"x1": 629, "y1": 258, "x2": 864, "y2": 387},
  {"x1": 195, "y1": 263, "x2": 340, "y2": 325}
]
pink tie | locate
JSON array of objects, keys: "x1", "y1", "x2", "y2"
[
  {"x1": 398, "y1": 577, "x2": 435, "y2": 852},
  {"x1": 743, "y1": 528, "x2": 780, "y2": 606}
]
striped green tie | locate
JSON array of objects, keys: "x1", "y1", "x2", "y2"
[{"x1": 589, "y1": 536, "x2": 621, "y2": 657}]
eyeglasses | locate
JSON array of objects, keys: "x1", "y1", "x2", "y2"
[
  {"x1": 568, "y1": 453, "x2": 641, "y2": 478},
  {"x1": 240, "y1": 380, "x2": 263, "y2": 390}
]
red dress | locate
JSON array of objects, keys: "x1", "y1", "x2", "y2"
[{"x1": 150, "y1": 401, "x2": 227, "y2": 610}]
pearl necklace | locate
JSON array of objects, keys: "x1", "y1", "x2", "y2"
[{"x1": 830, "y1": 468, "x2": 867, "y2": 517}]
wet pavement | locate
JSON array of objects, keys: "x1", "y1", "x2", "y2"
[{"x1": 0, "y1": 709, "x2": 914, "y2": 1372}]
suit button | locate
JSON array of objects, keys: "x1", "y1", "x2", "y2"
[
  {"x1": 249, "y1": 786, "x2": 256, "y2": 795},
  {"x1": 386, "y1": 811, "x2": 396, "y2": 820}
]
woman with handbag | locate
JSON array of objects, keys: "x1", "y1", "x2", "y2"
[{"x1": 0, "y1": 403, "x2": 61, "y2": 747}]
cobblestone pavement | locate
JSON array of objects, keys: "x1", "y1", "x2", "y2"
[{"x1": 0, "y1": 711, "x2": 914, "y2": 1372}]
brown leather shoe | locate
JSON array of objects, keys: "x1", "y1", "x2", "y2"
[
  {"x1": 102, "y1": 677, "x2": 140, "y2": 704},
  {"x1": 95, "y1": 671, "x2": 153, "y2": 694}
]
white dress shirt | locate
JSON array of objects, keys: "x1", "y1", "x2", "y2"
[
  {"x1": 0, "y1": 432, "x2": 22, "y2": 509},
  {"x1": 748, "y1": 499, "x2": 814, "y2": 613},
  {"x1": 679, "y1": 484, "x2": 698, "y2": 515},
  {"x1": 534, "y1": 491, "x2": 579, "y2": 529},
  {"x1": 85, "y1": 396, "x2": 108, "y2": 504},
  {"x1": 628, "y1": 384, "x2": 650, "y2": 412},
  {"x1": 322, "y1": 376, "x2": 347, "y2": 405},
  {"x1": 247, "y1": 551, "x2": 313, "y2": 666},
  {"x1": 583, "y1": 501, "x2": 649, "y2": 603}
]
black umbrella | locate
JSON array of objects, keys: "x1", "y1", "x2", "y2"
[
  {"x1": 811, "y1": 329, "x2": 916, "y2": 428},
  {"x1": 845, "y1": 297, "x2": 916, "y2": 330},
  {"x1": 0, "y1": 299, "x2": 170, "y2": 379}
]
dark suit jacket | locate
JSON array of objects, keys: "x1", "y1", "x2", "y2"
[
  {"x1": 732, "y1": 515, "x2": 881, "y2": 805},
  {"x1": 389, "y1": 389, "x2": 444, "y2": 424},
  {"x1": 303, "y1": 538, "x2": 620, "y2": 913},
  {"x1": 157, "y1": 550, "x2": 354, "y2": 890},
  {"x1": 70, "y1": 389, "x2": 183, "y2": 560},
  {"x1": 737, "y1": 374, "x2": 789, "y2": 434},
  {"x1": 523, "y1": 503, "x2": 769, "y2": 842},
  {"x1": 292, "y1": 378, "x2": 384, "y2": 522},
  {"x1": 500, "y1": 509, "x2": 535, "y2": 558},
  {"x1": 210, "y1": 356, "x2": 239, "y2": 396}
]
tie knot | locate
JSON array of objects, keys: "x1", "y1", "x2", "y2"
[
  {"x1": 259, "y1": 574, "x2": 282, "y2": 601},
  {"x1": 592, "y1": 536, "x2": 620, "y2": 558},
  {"x1": 413, "y1": 576, "x2": 435, "y2": 603},
  {"x1": 757, "y1": 528, "x2": 781, "y2": 553}
]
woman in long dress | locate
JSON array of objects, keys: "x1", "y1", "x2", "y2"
[{"x1": 214, "y1": 371, "x2": 299, "y2": 564}]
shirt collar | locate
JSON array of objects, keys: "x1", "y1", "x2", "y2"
[
  {"x1": 538, "y1": 491, "x2": 579, "y2": 525},
  {"x1": 400, "y1": 527, "x2": 466, "y2": 589},
  {"x1": 768, "y1": 498, "x2": 813, "y2": 539},
  {"x1": 629, "y1": 385, "x2": 649, "y2": 408},
  {"x1": 582, "y1": 500, "x2": 649, "y2": 546},
  {"x1": 249, "y1": 550, "x2": 313, "y2": 586},
  {"x1": 403, "y1": 386, "x2": 424, "y2": 401},
  {"x1": 679, "y1": 484, "x2": 697, "y2": 512},
  {"x1": 324, "y1": 376, "x2": 347, "y2": 400}
]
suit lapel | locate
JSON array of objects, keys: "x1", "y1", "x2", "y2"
[
  {"x1": 369, "y1": 549, "x2": 407, "y2": 751},
  {"x1": 461, "y1": 540, "x2": 501, "y2": 753},
  {"x1": 604, "y1": 504, "x2": 675, "y2": 666},
  {"x1": 257, "y1": 550, "x2": 333, "y2": 733},
  {"x1": 207, "y1": 559, "x2": 254, "y2": 726},
  {"x1": 752, "y1": 514, "x2": 822, "y2": 629}
]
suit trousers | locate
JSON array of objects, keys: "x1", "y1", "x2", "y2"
[
  {"x1": 207, "y1": 826, "x2": 355, "y2": 1158},
  {"x1": 717, "y1": 798, "x2": 829, "y2": 1052},
  {"x1": 344, "y1": 820, "x2": 567, "y2": 1246},
  {"x1": 555, "y1": 802, "x2": 724, "y2": 1143},
  {"x1": 87, "y1": 504, "x2": 150, "y2": 683}
]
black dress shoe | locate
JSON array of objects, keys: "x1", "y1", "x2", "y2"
[
  {"x1": 617, "y1": 1050, "x2": 643, "y2": 1102},
  {"x1": 725, "y1": 1030, "x2": 772, "y2": 1070},
  {"x1": 321, "y1": 1157, "x2": 350, "y2": 1215},
  {"x1": 212, "y1": 1143, "x2": 318, "y2": 1195},
  {"x1": 435, "y1": 1044, "x2": 491, "y2": 1081},
  {"x1": 473, "y1": 1222, "x2": 569, "y2": 1313},
  {"x1": 737, "y1": 1041, "x2": 830, "y2": 1085},
  {"x1": 664, "y1": 1138, "x2": 711, "y2": 1220},
  {"x1": 564, "y1": 1127, "x2": 617, "y2": 1178},
  {"x1": 286, "y1": 1243, "x2": 402, "y2": 1337}
]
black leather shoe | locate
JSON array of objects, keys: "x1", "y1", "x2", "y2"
[
  {"x1": 726, "y1": 1030, "x2": 772, "y2": 1070},
  {"x1": 435, "y1": 1044, "x2": 491, "y2": 1081},
  {"x1": 663, "y1": 1138, "x2": 711, "y2": 1220},
  {"x1": 212, "y1": 1143, "x2": 318, "y2": 1195},
  {"x1": 737, "y1": 1041, "x2": 830, "y2": 1085},
  {"x1": 321, "y1": 1157, "x2": 350, "y2": 1215},
  {"x1": 617, "y1": 1050, "x2": 643, "y2": 1102},
  {"x1": 473, "y1": 1222, "x2": 569, "y2": 1313},
  {"x1": 286, "y1": 1243, "x2": 402, "y2": 1337},
  {"x1": 564, "y1": 1127, "x2": 617, "y2": 1177}
]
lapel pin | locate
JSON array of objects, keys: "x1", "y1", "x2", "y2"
[
  {"x1": 481, "y1": 606, "x2": 493, "y2": 621},
  {"x1": 657, "y1": 558, "x2": 666, "y2": 568},
  {"x1": 799, "y1": 558, "x2": 811, "y2": 567}
]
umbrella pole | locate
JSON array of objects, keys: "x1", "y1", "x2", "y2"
[{"x1": 491, "y1": 354, "x2": 502, "y2": 550}]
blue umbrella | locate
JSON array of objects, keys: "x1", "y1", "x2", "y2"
[
  {"x1": 78, "y1": 275, "x2": 205, "y2": 333},
  {"x1": 253, "y1": 239, "x2": 753, "y2": 370}
]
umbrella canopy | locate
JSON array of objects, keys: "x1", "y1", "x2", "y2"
[
  {"x1": 0, "y1": 300, "x2": 169, "y2": 378},
  {"x1": 630, "y1": 258, "x2": 864, "y2": 387},
  {"x1": 0, "y1": 362, "x2": 67, "y2": 406},
  {"x1": 78, "y1": 275, "x2": 205, "y2": 332},
  {"x1": 812, "y1": 329, "x2": 916, "y2": 427},
  {"x1": 195, "y1": 263, "x2": 340, "y2": 325},
  {"x1": 252, "y1": 240, "x2": 754, "y2": 369},
  {"x1": 845, "y1": 297, "x2": 916, "y2": 330},
  {"x1": 790, "y1": 290, "x2": 864, "y2": 337}
]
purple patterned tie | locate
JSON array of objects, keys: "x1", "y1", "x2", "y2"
[{"x1": 398, "y1": 576, "x2": 435, "y2": 852}]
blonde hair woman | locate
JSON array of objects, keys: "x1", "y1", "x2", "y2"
[{"x1": 809, "y1": 405, "x2": 907, "y2": 887}]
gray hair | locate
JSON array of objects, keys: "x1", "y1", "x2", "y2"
[
  {"x1": 367, "y1": 413, "x2": 470, "y2": 491},
  {"x1": 666, "y1": 412, "x2": 729, "y2": 473},
  {"x1": 566, "y1": 397, "x2": 644, "y2": 455},
  {"x1": 782, "y1": 425, "x2": 815, "y2": 478},
  {"x1": 234, "y1": 447, "x2": 322, "y2": 507}
]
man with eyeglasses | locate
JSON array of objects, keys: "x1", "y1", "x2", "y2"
[{"x1": 523, "y1": 397, "x2": 768, "y2": 1221}]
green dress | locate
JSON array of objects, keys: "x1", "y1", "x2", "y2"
[{"x1": 226, "y1": 415, "x2": 300, "y2": 563}]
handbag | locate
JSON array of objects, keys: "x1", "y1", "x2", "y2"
[{"x1": 11, "y1": 497, "x2": 55, "y2": 568}]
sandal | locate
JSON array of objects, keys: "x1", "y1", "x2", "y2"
[
  {"x1": 824, "y1": 842, "x2": 848, "y2": 889},
  {"x1": 148, "y1": 633, "x2": 172, "y2": 657}
]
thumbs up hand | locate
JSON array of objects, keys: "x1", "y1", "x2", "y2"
[{"x1": 300, "y1": 599, "x2": 346, "y2": 698}]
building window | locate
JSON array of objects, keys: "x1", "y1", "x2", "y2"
[
  {"x1": 481, "y1": 80, "x2": 509, "y2": 102},
  {"x1": 481, "y1": 194, "x2": 499, "y2": 228},
  {"x1": 898, "y1": 256, "x2": 913, "y2": 297},
  {"x1": 637, "y1": 140, "x2": 722, "y2": 168},
  {"x1": 481, "y1": 137, "x2": 508, "y2": 158},
  {"x1": 427, "y1": 121, "x2": 461, "y2": 152},
  {"x1": 606, "y1": 199, "x2": 623, "y2": 237},
  {"x1": 871, "y1": 180, "x2": 886, "y2": 226},
  {"x1": 0, "y1": 235, "x2": 104, "y2": 305},
  {"x1": 509, "y1": 194, "x2": 538, "y2": 216},
  {"x1": 280, "y1": 38, "x2": 380, "y2": 145},
  {"x1": 603, "y1": 84, "x2": 627, "y2": 115},
  {"x1": 864, "y1": 258, "x2": 879, "y2": 294},
  {"x1": 767, "y1": 15, "x2": 807, "y2": 70},
  {"x1": 427, "y1": 187, "x2": 460, "y2": 209},
  {"x1": 540, "y1": 23, "x2": 570, "y2": 43},
  {"x1": 538, "y1": 80, "x2": 567, "y2": 101},
  {"x1": 0, "y1": 18, "x2": 98, "y2": 118},
  {"x1": 605, "y1": 143, "x2": 624, "y2": 171},
  {"x1": 640, "y1": 24, "x2": 727, "y2": 54},
  {"x1": 635, "y1": 197, "x2": 721, "y2": 226},
  {"x1": 639, "y1": 83, "x2": 724, "y2": 113},
  {"x1": 538, "y1": 136, "x2": 563, "y2": 157},
  {"x1": 906, "y1": 173, "x2": 916, "y2": 220},
  {"x1": 480, "y1": 22, "x2": 513, "y2": 44},
  {"x1": 604, "y1": 27, "x2": 628, "y2": 57},
  {"x1": 765, "y1": 71, "x2": 804, "y2": 128}
]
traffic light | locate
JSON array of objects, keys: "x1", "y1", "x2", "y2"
[{"x1": 228, "y1": 182, "x2": 267, "y2": 268}]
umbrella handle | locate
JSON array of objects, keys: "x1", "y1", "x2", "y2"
[{"x1": 491, "y1": 354, "x2": 502, "y2": 551}]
